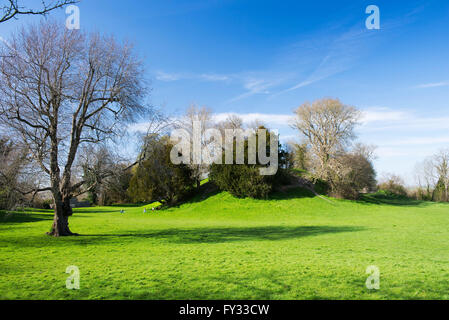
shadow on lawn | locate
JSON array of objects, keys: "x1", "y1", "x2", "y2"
[
  {"x1": 0, "y1": 211, "x2": 53, "y2": 224},
  {"x1": 357, "y1": 193, "x2": 434, "y2": 207},
  {"x1": 268, "y1": 187, "x2": 316, "y2": 201},
  {"x1": 84, "y1": 225, "x2": 366, "y2": 244},
  {"x1": 73, "y1": 209, "x2": 122, "y2": 214}
]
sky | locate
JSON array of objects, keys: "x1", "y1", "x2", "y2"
[{"x1": 1, "y1": 0, "x2": 449, "y2": 185}]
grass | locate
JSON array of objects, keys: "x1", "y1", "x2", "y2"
[{"x1": 1, "y1": 186, "x2": 449, "y2": 300}]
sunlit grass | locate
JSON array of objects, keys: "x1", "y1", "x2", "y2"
[{"x1": 1, "y1": 186, "x2": 449, "y2": 300}]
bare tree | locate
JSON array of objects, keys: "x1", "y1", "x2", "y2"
[
  {"x1": 328, "y1": 144, "x2": 377, "y2": 199},
  {"x1": 216, "y1": 114, "x2": 243, "y2": 135},
  {"x1": 414, "y1": 158, "x2": 437, "y2": 200},
  {"x1": 1, "y1": 0, "x2": 78, "y2": 23},
  {"x1": 432, "y1": 148, "x2": 449, "y2": 202},
  {"x1": 247, "y1": 119, "x2": 267, "y2": 132},
  {"x1": 0, "y1": 21, "x2": 149, "y2": 236},
  {"x1": 0, "y1": 137, "x2": 28, "y2": 209},
  {"x1": 176, "y1": 104, "x2": 213, "y2": 188},
  {"x1": 292, "y1": 98, "x2": 361, "y2": 181},
  {"x1": 78, "y1": 144, "x2": 132, "y2": 205}
]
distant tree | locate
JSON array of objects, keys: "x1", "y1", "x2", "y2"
[
  {"x1": 0, "y1": 21, "x2": 149, "y2": 236},
  {"x1": 292, "y1": 98, "x2": 361, "y2": 182},
  {"x1": 247, "y1": 119, "x2": 267, "y2": 133},
  {"x1": 414, "y1": 148, "x2": 449, "y2": 202},
  {"x1": 329, "y1": 145, "x2": 377, "y2": 199},
  {"x1": 176, "y1": 104, "x2": 213, "y2": 188},
  {"x1": 431, "y1": 149, "x2": 449, "y2": 202},
  {"x1": 128, "y1": 135, "x2": 195, "y2": 205},
  {"x1": 378, "y1": 174, "x2": 408, "y2": 197},
  {"x1": 0, "y1": 137, "x2": 27, "y2": 209},
  {"x1": 79, "y1": 145, "x2": 132, "y2": 206},
  {"x1": 216, "y1": 114, "x2": 243, "y2": 135},
  {"x1": 414, "y1": 158, "x2": 436, "y2": 201},
  {"x1": 287, "y1": 141, "x2": 310, "y2": 171},
  {"x1": 0, "y1": 0, "x2": 78, "y2": 23}
]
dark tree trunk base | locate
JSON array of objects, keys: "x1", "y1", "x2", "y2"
[
  {"x1": 46, "y1": 229, "x2": 79, "y2": 237},
  {"x1": 47, "y1": 202, "x2": 79, "y2": 237}
]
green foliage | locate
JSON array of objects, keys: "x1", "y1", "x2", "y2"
[
  {"x1": 312, "y1": 178, "x2": 330, "y2": 195},
  {"x1": 127, "y1": 136, "x2": 196, "y2": 205},
  {"x1": 210, "y1": 128, "x2": 286, "y2": 199},
  {"x1": 210, "y1": 164, "x2": 273, "y2": 198},
  {"x1": 432, "y1": 177, "x2": 448, "y2": 202}
]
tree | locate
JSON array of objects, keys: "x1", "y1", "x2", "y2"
[
  {"x1": 216, "y1": 114, "x2": 243, "y2": 133},
  {"x1": 176, "y1": 104, "x2": 213, "y2": 188},
  {"x1": 128, "y1": 135, "x2": 195, "y2": 205},
  {"x1": 292, "y1": 98, "x2": 361, "y2": 181},
  {"x1": 378, "y1": 174, "x2": 408, "y2": 197},
  {"x1": 286, "y1": 141, "x2": 310, "y2": 171},
  {"x1": 209, "y1": 127, "x2": 283, "y2": 199},
  {"x1": 431, "y1": 148, "x2": 449, "y2": 202},
  {"x1": 0, "y1": 21, "x2": 149, "y2": 236},
  {"x1": 329, "y1": 145, "x2": 377, "y2": 199},
  {"x1": 414, "y1": 158, "x2": 436, "y2": 201},
  {"x1": 1, "y1": 0, "x2": 78, "y2": 23},
  {"x1": 414, "y1": 149, "x2": 449, "y2": 202},
  {"x1": 79, "y1": 145, "x2": 132, "y2": 205},
  {"x1": 0, "y1": 137, "x2": 27, "y2": 209}
]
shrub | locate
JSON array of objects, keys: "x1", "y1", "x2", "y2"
[
  {"x1": 210, "y1": 164, "x2": 274, "y2": 198},
  {"x1": 209, "y1": 127, "x2": 290, "y2": 199},
  {"x1": 432, "y1": 177, "x2": 448, "y2": 202},
  {"x1": 209, "y1": 128, "x2": 287, "y2": 199},
  {"x1": 378, "y1": 174, "x2": 408, "y2": 197}
]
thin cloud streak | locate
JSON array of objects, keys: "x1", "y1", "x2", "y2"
[
  {"x1": 414, "y1": 82, "x2": 449, "y2": 89},
  {"x1": 155, "y1": 71, "x2": 230, "y2": 82}
]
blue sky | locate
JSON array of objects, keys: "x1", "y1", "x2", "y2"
[{"x1": 1, "y1": 0, "x2": 449, "y2": 184}]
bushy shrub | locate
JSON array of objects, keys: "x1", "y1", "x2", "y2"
[
  {"x1": 378, "y1": 175, "x2": 408, "y2": 197},
  {"x1": 432, "y1": 177, "x2": 448, "y2": 202},
  {"x1": 209, "y1": 128, "x2": 286, "y2": 199},
  {"x1": 210, "y1": 164, "x2": 273, "y2": 198}
]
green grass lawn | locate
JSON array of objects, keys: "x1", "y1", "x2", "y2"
[{"x1": 1, "y1": 187, "x2": 449, "y2": 300}]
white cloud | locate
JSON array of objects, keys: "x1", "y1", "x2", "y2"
[
  {"x1": 361, "y1": 108, "x2": 409, "y2": 123},
  {"x1": 155, "y1": 71, "x2": 182, "y2": 81},
  {"x1": 199, "y1": 74, "x2": 229, "y2": 81},
  {"x1": 226, "y1": 76, "x2": 287, "y2": 103},
  {"x1": 154, "y1": 71, "x2": 230, "y2": 82},
  {"x1": 414, "y1": 82, "x2": 449, "y2": 89},
  {"x1": 382, "y1": 136, "x2": 449, "y2": 147}
]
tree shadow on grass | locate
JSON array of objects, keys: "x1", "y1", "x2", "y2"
[
  {"x1": 73, "y1": 209, "x2": 123, "y2": 214},
  {"x1": 0, "y1": 211, "x2": 54, "y2": 224},
  {"x1": 83, "y1": 225, "x2": 366, "y2": 244},
  {"x1": 108, "y1": 204, "x2": 146, "y2": 208},
  {"x1": 0, "y1": 225, "x2": 366, "y2": 248},
  {"x1": 357, "y1": 193, "x2": 434, "y2": 207},
  {"x1": 268, "y1": 187, "x2": 316, "y2": 201}
]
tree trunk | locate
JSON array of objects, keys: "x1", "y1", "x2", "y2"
[{"x1": 47, "y1": 196, "x2": 78, "y2": 237}]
